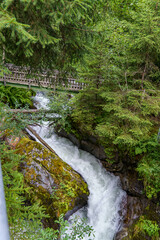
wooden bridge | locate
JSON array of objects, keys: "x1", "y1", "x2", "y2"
[{"x1": 0, "y1": 64, "x2": 83, "y2": 91}]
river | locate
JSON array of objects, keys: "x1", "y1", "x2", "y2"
[{"x1": 30, "y1": 92, "x2": 127, "y2": 240}]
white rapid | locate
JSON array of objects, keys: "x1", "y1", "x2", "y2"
[
  {"x1": 0, "y1": 161, "x2": 10, "y2": 240},
  {"x1": 32, "y1": 92, "x2": 127, "y2": 240}
]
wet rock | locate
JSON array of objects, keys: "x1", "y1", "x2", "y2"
[
  {"x1": 15, "y1": 138, "x2": 89, "y2": 228},
  {"x1": 124, "y1": 196, "x2": 147, "y2": 226},
  {"x1": 102, "y1": 160, "x2": 124, "y2": 172},
  {"x1": 80, "y1": 140, "x2": 106, "y2": 160},
  {"x1": 115, "y1": 196, "x2": 142, "y2": 240},
  {"x1": 57, "y1": 129, "x2": 106, "y2": 160},
  {"x1": 115, "y1": 196, "x2": 160, "y2": 240},
  {"x1": 59, "y1": 128, "x2": 81, "y2": 148},
  {"x1": 115, "y1": 171, "x2": 144, "y2": 197}
]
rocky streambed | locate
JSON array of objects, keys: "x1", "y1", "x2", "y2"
[{"x1": 56, "y1": 129, "x2": 160, "y2": 240}]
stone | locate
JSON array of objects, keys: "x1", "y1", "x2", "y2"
[
  {"x1": 57, "y1": 129, "x2": 106, "y2": 160},
  {"x1": 15, "y1": 138, "x2": 89, "y2": 228},
  {"x1": 115, "y1": 196, "x2": 160, "y2": 240},
  {"x1": 116, "y1": 171, "x2": 144, "y2": 197}
]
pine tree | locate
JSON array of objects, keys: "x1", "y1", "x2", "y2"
[
  {"x1": 68, "y1": 0, "x2": 160, "y2": 191},
  {"x1": 0, "y1": 0, "x2": 98, "y2": 74}
]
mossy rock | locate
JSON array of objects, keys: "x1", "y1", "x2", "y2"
[
  {"x1": 16, "y1": 138, "x2": 89, "y2": 227},
  {"x1": 120, "y1": 203, "x2": 160, "y2": 240},
  {"x1": 115, "y1": 195, "x2": 160, "y2": 240}
]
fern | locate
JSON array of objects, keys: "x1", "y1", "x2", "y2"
[{"x1": 0, "y1": 86, "x2": 36, "y2": 108}]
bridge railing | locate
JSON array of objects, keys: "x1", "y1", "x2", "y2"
[
  {"x1": 0, "y1": 64, "x2": 83, "y2": 91},
  {"x1": 0, "y1": 161, "x2": 10, "y2": 240}
]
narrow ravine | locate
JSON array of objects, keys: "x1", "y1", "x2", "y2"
[{"x1": 31, "y1": 92, "x2": 127, "y2": 240}]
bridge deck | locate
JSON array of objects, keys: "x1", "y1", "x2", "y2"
[{"x1": 0, "y1": 65, "x2": 83, "y2": 91}]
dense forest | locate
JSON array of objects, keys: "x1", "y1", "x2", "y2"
[{"x1": 0, "y1": 0, "x2": 160, "y2": 239}]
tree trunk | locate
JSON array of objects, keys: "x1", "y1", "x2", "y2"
[
  {"x1": 141, "y1": 64, "x2": 146, "y2": 90},
  {"x1": 26, "y1": 126, "x2": 57, "y2": 155}
]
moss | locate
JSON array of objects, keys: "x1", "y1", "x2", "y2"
[
  {"x1": 16, "y1": 137, "x2": 89, "y2": 227},
  {"x1": 123, "y1": 203, "x2": 160, "y2": 240}
]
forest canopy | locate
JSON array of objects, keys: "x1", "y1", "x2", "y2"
[{"x1": 0, "y1": 0, "x2": 160, "y2": 239}]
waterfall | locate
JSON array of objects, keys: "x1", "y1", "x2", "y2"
[
  {"x1": 31, "y1": 92, "x2": 127, "y2": 240},
  {"x1": 0, "y1": 161, "x2": 10, "y2": 240}
]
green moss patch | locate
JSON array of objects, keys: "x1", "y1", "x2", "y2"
[{"x1": 16, "y1": 138, "x2": 89, "y2": 227}]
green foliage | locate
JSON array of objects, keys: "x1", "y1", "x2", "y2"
[
  {"x1": 0, "y1": 0, "x2": 97, "y2": 73},
  {"x1": 71, "y1": 88, "x2": 160, "y2": 159},
  {"x1": 9, "y1": 214, "x2": 95, "y2": 240},
  {"x1": 97, "y1": 90, "x2": 159, "y2": 143},
  {"x1": 65, "y1": 0, "x2": 160, "y2": 199},
  {"x1": 0, "y1": 101, "x2": 25, "y2": 135},
  {"x1": 59, "y1": 182, "x2": 75, "y2": 198},
  {"x1": 137, "y1": 136, "x2": 160, "y2": 199},
  {"x1": 10, "y1": 220, "x2": 43, "y2": 240},
  {"x1": 0, "y1": 148, "x2": 47, "y2": 236},
  {"x1": 39, "y1": 214, "x2": 95, "y2": 240},
  {"x1": 134, "y1": 216, "x2": 160, "y2": 240},
  {"x1": 0, "y1": 3, "x2": 35, "y2": 44},
  {"x1": 48, "y1": 92, "x2": 73, "y2": 132},
  {"x1": 0, "y1": 103, "x2": 48, "y2": 237},
  {"x1": 0, "y1": 2, "x2": 160, "y2": 237},
  {"x1": 0, "y1": 85, "x2": 36, "y2": 108},
  {"x1": 109, "y1": 0, "x2": 139, "y2": 19},
  {"x1": 71, "y1": 91, "x2": 98, "y2": 134}
]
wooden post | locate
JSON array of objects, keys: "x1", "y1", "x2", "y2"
[
  {"x1": 54, "y1": 75, "x2": 56, "y2": 93},
  {"x1": 3, "y1": 76, "x2": 6, "y2": 86},
  {"x1": 28, "y1": 79, "x2": 31, "y2": 89},
  {"x1": 2, "y1": 45, "x2": 5, "y2": 64}
]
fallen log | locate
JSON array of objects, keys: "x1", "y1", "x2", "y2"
[
  {"x1": 7, "y1": 109, "x2": 53, "y2": 114},
  {"x1": 6, "y1": 109, "x2": 60, "y2": 122},
  {"x1": 26, "y1": 125, "x2": 57, "y2": 155}
]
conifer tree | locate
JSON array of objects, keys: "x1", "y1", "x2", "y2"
[
  {"x1": 0, "y1": 0, "x2": 98, "y2": 74},
  {"x1": 69, "y1": 0, "x2": 160, "y2": 198}
]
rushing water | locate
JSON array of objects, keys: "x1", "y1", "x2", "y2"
[
  {"x1": 0, "y1": 162, "x2": 10, "y2": 240},
  {"x1": 32, "y1": 92, "x2": 126, "y2": 240}
]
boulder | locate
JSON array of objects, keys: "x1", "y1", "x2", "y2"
[
  {"x1": 15, "y1": 138, "x2": 89, "y2": 228},
  {"x1": 115, "y1": 196, "x2": 160, "y2": 240},
  {"x1": 57, "y1": 128, "x2": 107, "y2": 160}
]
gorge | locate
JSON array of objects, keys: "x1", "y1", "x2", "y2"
[{"x1": 29, "y1": 92, "x2": 127, "y2": 240}]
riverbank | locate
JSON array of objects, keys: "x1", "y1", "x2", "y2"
[{"x1": 55, "y1": 128, "x2": 160, "y2": 240}]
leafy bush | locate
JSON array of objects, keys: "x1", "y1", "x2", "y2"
[
  {"x1": 0, "y1": 103, "x2": 48, "y2": 238},
  {"x1": 39, "y1": 214, "x2": 94, "y2": 240},
  {"x1": 1, "y1": 143, "x2": 47, "y2": 225},
  {"x1": 134, "y1": 216, "x2": 159, "y2": 240},
  {"x1": 0, "y1": 85, "x2": 36, "y2": 108},
  {"x1": 10, "y1": 214, "x2": 94, "y2": 240},
  {"x1": 137, "y1": 136, "x2": 160, "y2": 199},
  {"x1": 49, "y1": 92, "x2": 73, "y2": 132}
]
